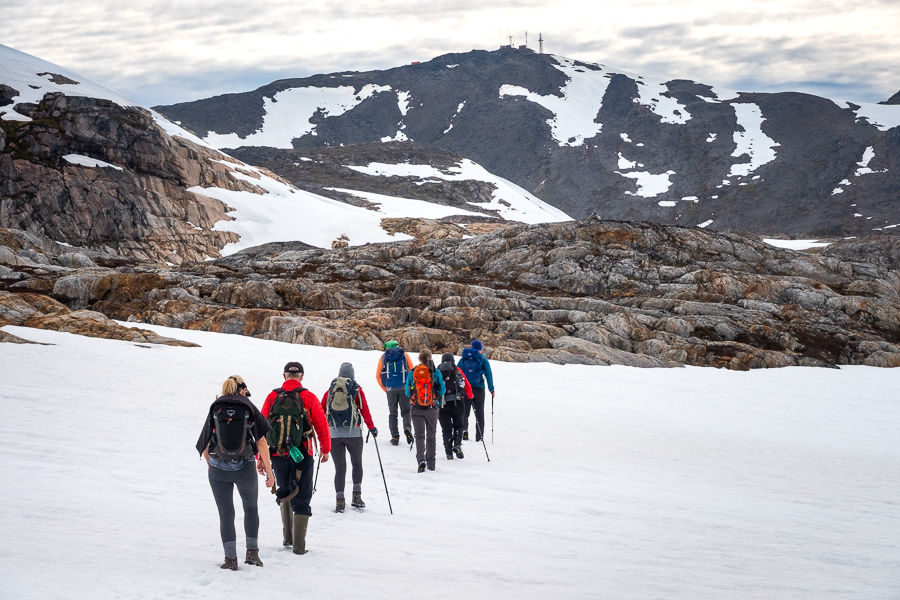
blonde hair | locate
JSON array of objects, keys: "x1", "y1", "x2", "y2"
[{"x1": 220, "y1": 375, "x2": 246, "y2": 397}]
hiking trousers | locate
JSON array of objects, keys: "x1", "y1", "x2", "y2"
[
  {"x1": 207, "y1": 461, "x2": 259, "y2": 558},
  {"x1": 411, "y1": 405, "x2": 439, "y2": 469},
  {"x1": 464, "y1": 387, "x2": 487, "y2": 440},
  {"x1": 386, "y1": 388, "x2": 412, "y2": 439},
  {"x1": 272, "y1": 453, "x2": 315, "y2": 516},
  {"x1": 439, "y1": 399, "x2": 465, "y2": 453},
  {"x1": 331, "y1": 436, "x2": 364, "y2": 498}
]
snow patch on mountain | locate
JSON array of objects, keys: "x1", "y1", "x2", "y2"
[
  {"x1": 848, "y1": 102, "x2": 900, "y2": 131},
  {"x1": 345, "y1": 160, "x2": 571, "y2": 223},
  {"x1": 854, "y1": 146, "x2": 888, "y2": 176},
  {"x1": 397, "y1": 90, "x2": 411, "y2": 116},
  {"x1": 618, "y1": 170, "x2": 676, "y2": 198},
  {"x1": 63, "y1": 154, "x2": 124, "y2": 170},
  {"x1": 500, "y1": 56, "x2": 612, "y2": 147},
  {"x1": 633, "y1": 79, "x2": 691, "y2": 125},
  {"x1": 326, "y1": 188, "x2": 483, "y2": 220},
  {"x1": 191, "y1": 162, "x2": 425, "y2": 253},
  {"x1": 729, "y1": 103, "x2": 780, "y2": 177},
  {"x1": 204, "y1": 84, "x2": 392, "y2": 149}
]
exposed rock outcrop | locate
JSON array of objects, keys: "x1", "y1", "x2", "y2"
[{"x1": 5, "y1": 219, "x2": 900, "y2": 369}]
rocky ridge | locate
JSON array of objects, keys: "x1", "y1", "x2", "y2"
[{"x1": 4, "y1": 220, "x2": 900, "y2": 370}]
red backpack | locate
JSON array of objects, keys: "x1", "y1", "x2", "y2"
[{"x1": 410, "y1": 364, "x2": 436, "y2": 407}]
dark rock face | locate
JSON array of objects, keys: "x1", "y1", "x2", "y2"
[
  {"x1": 881, "y1": 90, "x2": 900, "y2": 105},
  {"x1": 6, "y1": 219, "x2": 900, "y2": 370},
  {"x1": 155, "y1": 49, "x2": 900, "y2": 238},
  {"x1": 228, "y1": 142, "x2": 508, "y2": 218},
  {"x1": 0, "y1": 92, "x2": 280, "y2": 263}
]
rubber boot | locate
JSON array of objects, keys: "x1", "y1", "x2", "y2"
[
  {"x1": 280, "y1": 500, "x2": 293, "y2": 547},
  {"x1": 292, "y1": 514, "x2": 309, "y2": 555}
]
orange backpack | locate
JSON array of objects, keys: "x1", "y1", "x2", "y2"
[{"x1": 410, "y1": 364, "x2": 436, "y2": 407}]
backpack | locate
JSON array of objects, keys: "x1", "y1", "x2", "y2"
[
  {"x1": 381, "y1": 348, "x2": 408, "y2": 389},
  {"x1": 409, "y1": 364, "x2": 436, "y2": 407},
  {"x1": 265, "y1": 388, "x2": 313, "y2": 457},
  {"x1": 437, "y1": 362, "x2": 466, "y2": 399},
  {"x1": 209, "y1": 401, "x2": 256, "y2": 461},
  {"x1": 458, "y1": 349, "x2": 484, "y2": 385},
  {"x1": 326, "y1": 376, "x2": 360, "y2": 430}
]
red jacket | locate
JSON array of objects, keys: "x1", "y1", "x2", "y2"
[
  {"x1": 262, "y1": 379, "x2": 331, "y2": 456},
  {"x1": 456, "y1": 367, "x2": 474, "y2": 400},
  {"x1": 321, "y1": 384, "x2": 376, "y2": 431}
]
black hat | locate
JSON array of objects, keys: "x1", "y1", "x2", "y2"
[{"x1": 284, "y1": 361, "x2": 304, "y2": 374}]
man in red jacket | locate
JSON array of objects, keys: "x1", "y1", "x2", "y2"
[{"x1": 261, "y1": 362, "x2": 331, "y2": 555}]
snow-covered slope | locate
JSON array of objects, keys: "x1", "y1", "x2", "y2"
[
  {"x1": 344, "y1": 158, "x2": 570, "y2": 223},
  {"x1": 1, "y1": 324, "x2": 898, "y2": 598}
]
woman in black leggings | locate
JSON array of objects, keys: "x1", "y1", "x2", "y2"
[{"x1": 196, "y1": 375, "x2": 275, "y2": 570}]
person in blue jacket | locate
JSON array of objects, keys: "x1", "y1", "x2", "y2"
[
  {"x1": 457, "y1": 340, "x2": 494, "y2": 442},
  {"x1": 405, "y1": 349, "x2": 446, "y2": 472}
]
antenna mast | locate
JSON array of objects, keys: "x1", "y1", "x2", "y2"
[{"x1": 539, "y1": 33, "x2": 543, "y2": 54}]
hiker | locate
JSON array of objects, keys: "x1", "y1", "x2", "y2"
[
  {"x1": 437, "y1": 352, "x2": 473, "y2": 460},
  {"x1": 196, "y1": 375, "x2": 275, "y2": 571},
  {"x1": 376, "y1": 340, "x2": 415, "y2": 447},
  {"x1": 321, "y1": 362, "x2": 377, "y2": 512},
  {"x1": 261, "y1": 362, "x2": 331, "y2": 556},
  {"x1": 458, "y1": 340, "x2": 495, "y2": 442},
  {"x1": 405, "y1": 349, "x2": 445, "y2": 472}
]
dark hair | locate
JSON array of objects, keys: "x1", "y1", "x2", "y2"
[{"x1": 419, "y1": 349, "x2": 432, "y2": 364}]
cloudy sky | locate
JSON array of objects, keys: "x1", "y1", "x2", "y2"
[{"x1": 1, "y1": 0, "x2": 898, "y2": 107}]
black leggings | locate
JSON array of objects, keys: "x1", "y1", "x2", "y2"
[
  {"x1": 331, "y1": 436, "x2": 364, "y2": 497},
  {"x1": 439, "y1": 399, "x2": 465, "y2": 452},
  {"x1": 207, "y1": 461, "x2": 259, "y2": 556},
  {"x1": 464, "y1": 387, "x2": 486, "y2": 439}
]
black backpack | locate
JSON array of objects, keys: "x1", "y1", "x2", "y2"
[
  {"x1": 209, "y1": 401, "x2": 256, "y2": 461},
  {"x1": 437, "y1": 362, "x2": 466, "y2": 400}
]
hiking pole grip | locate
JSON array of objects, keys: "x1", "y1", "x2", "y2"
[{"x1": 372, "y1": 435, "x2": 393, "y2": 515}]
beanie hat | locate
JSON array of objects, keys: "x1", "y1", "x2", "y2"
[
  {"x1": 441, "y1": 352, "x2": 455, "y2": 365},
  {"x1": 384, "y1": 340, "x2": 399, "y2": 349},
  {"x1": 338, "y1": 362, "x2": 355, "y2": 379},
  {"x1": 471, "y1": 340, "x2": 483, "y2": 351},
  {"x1": 284, "y1": 361, "x2": 304, "y2": 374}
]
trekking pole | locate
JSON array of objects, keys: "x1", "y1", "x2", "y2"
[
  {"x1": 491, "y1": 393, "x2": 494, "y2": 444},
  {"x1": 368, "y1": 430, "x2": 393, "y2": 515},
  {"x1": 476, "y1": 423, "x2": 491, "y2": 462},
  {"x1": 313, "y1": 456, "x2": 321, "y2": 495}
]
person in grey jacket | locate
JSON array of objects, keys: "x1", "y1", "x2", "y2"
[{"x1": 321, "y1": 363, "x2": 377, "y2": 512}]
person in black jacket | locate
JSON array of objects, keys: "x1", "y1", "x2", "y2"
[
  {"x1": 196, "y1": 375, "x2": 275, "y2": 571},
  {"x1": 437, "y1": 353, "x2": 473, "y2": 460}
]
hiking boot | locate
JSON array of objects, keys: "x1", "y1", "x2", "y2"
[
  {"x1": 446, "y1": 451, "x2": 454, "y2": 460},
  {"x1": 404, "y1": 428, "x2": 414, "y2": 445},
  {"x1": 417, "y1": 461, "x2": 426, "y2": 473},
  {"x1": 335, "y1": 497, "x2": 345, "y2": 513},
  {"x1": 221, "y1": 557, "x2": 239, "y2": 571},
  {"x1": 427, "y1": 465, "x2": 435, "y2": 471},
  {"x1": 280, "y1": 499, "x2": 293, "y2": 547},
  {"x1": 390, "y1": 437, "x2": 399, "y2": 446},
  {"x1": 463, "y1": 430, "x2": 469, "y2": 441},
  {"x1": 245, "y1": 548, "x2": 263, "y2": 567},
  {"x1": 292, "y1": 514, "x2": 309, "y2": 555},
  {"x1": 454, "y1": 445, "x2": 464, "y2": 459},
  {"x1": 351, "y1": 492, "x2": 366, "y2": 509}
]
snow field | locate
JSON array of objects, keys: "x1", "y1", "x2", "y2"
[
  {"x1": 345, "y1": 159, "x2": 570, "y2": 224},
  {"x1": 1, "y1": 324, "x2": 898, "y2": 599}
]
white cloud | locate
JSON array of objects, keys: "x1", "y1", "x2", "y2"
[{"x1": 1, "y1": 0, "x2": 898, "y2": 106}]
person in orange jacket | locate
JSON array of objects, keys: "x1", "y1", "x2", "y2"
[
  {"x1": 374, "y1": 340, "x2": 414, "y2": 446},
  {"x1": 261, "y1": 362, "x2": 331, "y2": 555}
]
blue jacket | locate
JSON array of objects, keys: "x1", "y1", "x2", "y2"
[
  {"x1": 405, "y1": 365, "x2": 446, "y2": 401},
  {"x1": 459, "y1": 348, "x2": 494, "y2": 392}
]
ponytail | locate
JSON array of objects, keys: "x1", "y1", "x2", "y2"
[{"x1": 220, "y1": 375, "x2": 245, "y2": 398}]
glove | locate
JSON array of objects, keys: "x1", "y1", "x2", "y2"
[{"x1": 370, "y1": 427, "x2": 378, "y2": 438}]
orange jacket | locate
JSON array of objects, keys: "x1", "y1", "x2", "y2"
[{"x1": 375, "y1": 351, "x2": 414, "y2": 392}]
